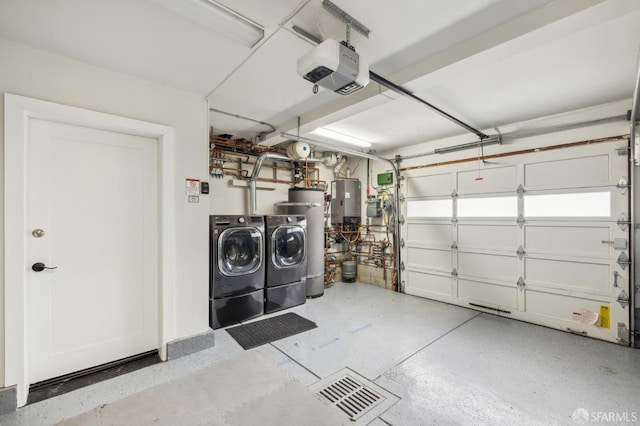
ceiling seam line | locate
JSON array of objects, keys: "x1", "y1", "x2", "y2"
[{"x1": 205, "y1": 0, "x2": 311, "y2": 99}]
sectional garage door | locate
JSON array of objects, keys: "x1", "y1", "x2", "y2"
[{"x1": 401, "y1": 138, "x2": 631, "y2": 344}]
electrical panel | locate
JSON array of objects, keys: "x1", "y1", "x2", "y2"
[
  {"x1": 368, "y1": 193, "x2": 395, "y2": 226},
  {"x1": 377, "y1": 172, "x2": 393, "y2": 186},
  {"x1": 366, "y1": 198, "x2": 382, "y2": 217},
  {"x1": 331, "y1": 179, "x2": 361, "y2": 225}
]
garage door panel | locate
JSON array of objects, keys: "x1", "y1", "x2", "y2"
[
  {"x1": 458, "y1": 252, "x2": 517, "y2": 281},
  {"x1": 401, "y1": 138, "x2": 629, "y2": 345},
  {"x1": 524, "y1": 189, "x2": 625, "y2": 221},
  {"x1": 525, "y1": 290, "x2": 610, "y2": 325},
  {"x1": 525, "y1": 225, "x2": 611, "y2": 257},
  {"x1": 405, "y1": 173, "x2": 451, "y2": 197},
  {"x1": 458, "y1": 224, "x2": 517, "y2": 252},
  {"x1": 458, "y1": 279, "x2": 517, "y2": 309},
  {"x1": 406, "y1": 222, "x2": 451, "y2": 246},
  {"x1": 524, "y1": 154, "x2": 611, "y2": 188},
  {"x1": 407, "y1": 247, "x2": 451, "y2": 272},
  {"x1": 457, "y1": 166, "x2": 516, "y2": 194},
  {"x1": 405, "y1": 271, "x2": 452, "y2": 298},
  {"x1": 525, "y1": 257, "x2": 611, "y2": 294}
]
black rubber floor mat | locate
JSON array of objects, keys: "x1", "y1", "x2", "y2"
[{"x1": 226, "y1": 312, "x2": 317, "y2": 350}]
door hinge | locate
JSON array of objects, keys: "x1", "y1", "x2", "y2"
[
  {"x1": 617, "y1": 290, "x2": 630, "y2": 308},
  {"x1": 617, "y1": 213, "x2": 631, "y2": 231},
  {"x1": 617, "y1": 252, "x2": 631, "y2": 270},
  {"x1": 400, "y1": 238, "x2": 405, "y2": 248},
  {"x1": 517, "y1": 277, "x2": 526, "y2": 291},
  {"x1": 400, "y1": 261, "x2": 405, "y2": 271},
  {"x1": 516, "y1": 245, "x2": 525, "y2": 260},
  {"x1": 452, "y1": 268, "x2": 458, "y2": 278},
  {"x1": 451, "y1": 190, "x2": 458, "y2": 198},
  {"x1": 451, "y1": 241, "x2": 458, "y2": 251},
  {"x1": 516, "y1": 184, "x2": 525, "y2": 197},
  {"x1": 399, "y1": 215, "x2": 405, "y2": 224},
  {"x1": 517, "y1": 215, "x2": 525, "y2": 228},
  {"x1": 616, "y1": 177, "x2": 630, "y2": 194}
]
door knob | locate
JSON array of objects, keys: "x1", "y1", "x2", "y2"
[{"x1": 32, "y1": 262, "x2": 57, "y2": 272}]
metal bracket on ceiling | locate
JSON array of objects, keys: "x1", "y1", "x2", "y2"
[{"x1": 322, "y1": 0, "x2": 371, "y2": 38}]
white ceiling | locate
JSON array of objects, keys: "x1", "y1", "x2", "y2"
[{"x1": 1, "y1": 0, "x2": 639, "y2": 151}]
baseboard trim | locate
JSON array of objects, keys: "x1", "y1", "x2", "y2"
[
  {"x1": 0, "y1": 385, "x2": 17, "y2": 414},
  {"x1": 166, "y1": 329, "x2": 215, "y2": 360}
]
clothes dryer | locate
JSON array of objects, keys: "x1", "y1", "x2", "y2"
[{"x1": 264, "y1": 215, "x2": 307, "y2": 313}]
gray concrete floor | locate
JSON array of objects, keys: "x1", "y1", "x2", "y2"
[{"x1": 1, "y1": 282, "x2": 639, "y2": 425}]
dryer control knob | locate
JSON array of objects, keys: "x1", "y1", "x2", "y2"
[{"x1": 238, "y1": 217, "x2": 245, "y2": 224}]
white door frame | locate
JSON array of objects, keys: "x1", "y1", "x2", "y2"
[{"x1": 4, "y1": 93, "x2": 177, "y2": 406}]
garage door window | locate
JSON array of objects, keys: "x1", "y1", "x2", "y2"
[
  {"x1": 525, "y1": 191, "x2": 610, "y2": 217},
  {"x1": 407, "y1": 199, "x2": 452, "y2": 218},
  {"x1": 457, "y1": 196, "x2": 518, "y2": 218}
]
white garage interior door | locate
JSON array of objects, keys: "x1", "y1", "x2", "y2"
[
  {"x1": 27, "y1": 118, "x2": 159, "y2": 384},
  {"x1": 402, "y1": 138, "x2": 631, "y2": 344}
]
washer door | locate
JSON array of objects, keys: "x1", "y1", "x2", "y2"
[
  {"x1": 272, "y1": 226, "x2": 305, "y2": 268},
  {"x1": 218, "y1": 227, "x2": 263, "y2": 276}
]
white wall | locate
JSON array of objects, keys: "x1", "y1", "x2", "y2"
[
  {"x1": 207, "y1": 152, "x2": 359, "y2": 216},
  {"x1": 0, "y1": 38, "x2": 210, "y2": 387},
  {"x1": 208, "y1": 164, "x2": 293, "y2": 215}
]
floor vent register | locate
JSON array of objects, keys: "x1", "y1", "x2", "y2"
[{"x1": 310, "y1": 368, "x2": 399, "y2": 424}]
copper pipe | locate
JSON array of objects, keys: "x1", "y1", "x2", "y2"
[{"x1": 400, "y1": 135, "x2": 628, "y2": 172}]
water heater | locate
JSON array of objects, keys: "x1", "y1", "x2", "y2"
[{"x1": 331, "y1": 179, "x2": 361, "y2": 226}]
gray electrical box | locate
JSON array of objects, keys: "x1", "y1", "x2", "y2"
[
  {"x1": 367, "y1": 199, "x2": 382, "y2": 217},
  {"x1": 331, "y1": 179, "x2": 361, "y2": 225}
]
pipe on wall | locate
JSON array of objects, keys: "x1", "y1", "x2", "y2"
[
  {"x1": 394, "y1": 115, "x2": 626, "y2": 162},
  {"x1": 249, "y1": 152, "x2": 290, "y2": 215},
  {"x1": 333, "y1": 155, "x2": 348, "y2": 178},
  {"x1": 280, "y1": 132, "x2": 403, "y2": 291},
  {"x1": 248, "y1": 152, "x2": 325, "y2": 215}
]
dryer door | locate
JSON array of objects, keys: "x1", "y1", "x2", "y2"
[
  {"x1": 272, "y1": 226, "x2": 305, "y2": 268},
  {"x1": 218, "y1": 227, "x2": 263, "y2": 276}
]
